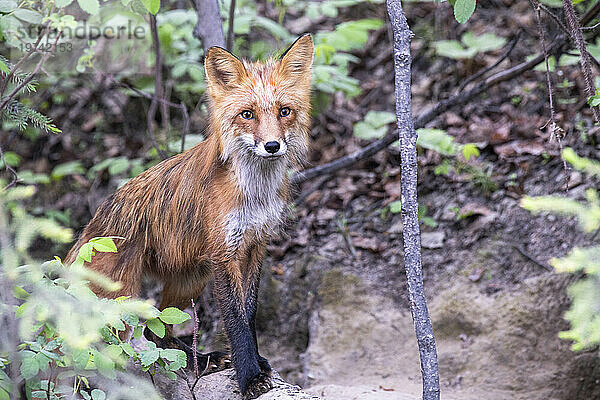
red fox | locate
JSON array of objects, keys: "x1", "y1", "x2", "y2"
[{"x1": 65, "y1": 35, "x2": 314, "y2": 398}]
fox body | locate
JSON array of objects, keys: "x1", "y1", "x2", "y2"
[{"x1": 65, "y1": 35, "x2": 314, "y2": 398}]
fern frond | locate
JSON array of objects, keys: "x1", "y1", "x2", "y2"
[
  {"x1": 1, "y1": 99, "x2": 61, "y2": 133},
  {"x1": 0, "y1": 55, "x2": 38, "y2": 93}
]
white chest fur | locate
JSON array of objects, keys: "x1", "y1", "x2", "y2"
[{"x1": 224, "y1": 155, "x2": 287, "y2": 250}]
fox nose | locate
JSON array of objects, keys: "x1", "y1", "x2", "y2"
[{"x1": 264, "y1": 141, "x2": 280, "y2": 154}]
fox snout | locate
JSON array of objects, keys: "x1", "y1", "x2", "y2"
[{"x1": 255, "y1": 139, "x2": 287, "y2": 159}]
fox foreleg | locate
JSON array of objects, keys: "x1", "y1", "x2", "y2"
[{"x1": 213, "y1": 254, "x2": 272, "y2": 399}]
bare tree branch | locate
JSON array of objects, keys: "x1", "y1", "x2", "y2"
[
  {"x1": 386, "y1": 1, "x2": 440, "y2": 399},
  {"x1": 191, "y1": 0, "x2": 226, "y2": 51}
]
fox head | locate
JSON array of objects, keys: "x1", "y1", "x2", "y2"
[{"x1": 204, "y1": 35, "x2": 313, "y2": 166}]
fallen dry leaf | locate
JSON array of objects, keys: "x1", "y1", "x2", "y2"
[
  {"x1": 352, "y1": 236, "x2": 380, "y2": 252},
  {"x1": 494, "y1": 140, "x2": 546, "y2": 158}
]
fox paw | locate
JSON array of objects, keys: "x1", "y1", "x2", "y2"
[
  {"x1": 243, "y1": 372, "x2": 273, "y2": 399},
  {"x1": 257, "y1": 355, "x2": 272, "y2": 374},
  {"x1": 202, "y1": 351, "x2": 231, "y2": 374}
]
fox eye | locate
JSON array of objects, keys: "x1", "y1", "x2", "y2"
[
  {"x1": 279, "y1": 107, "x2": 291, "y2": 117},
  {"x1": 240, "y1": 110, "x2": 254, "y2": 120}
]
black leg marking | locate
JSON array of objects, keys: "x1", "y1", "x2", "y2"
[
  {"x1": 214, "y1": 268, "x2": 272, "y2": 397},
  {"x1": 244, "y1": 263, "x2": 272, "y2": 374}
]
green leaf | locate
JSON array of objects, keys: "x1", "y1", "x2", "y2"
[
  {"x1": 13, "y1": 285, "x2": 28, "y2": 299},
  {"x1": 254, "y1": 16, "x2": 292, "y2": 41},
  {"x1": 72, "y1": 349, "x2": 90, "y2": 370},
  {"x1": 434, "y1": 40, "x2": 477, "y2": 59},
  {"x1": 417, "y1": 128, "x2": 458, "y2": 156},
  {"x1": 160, "y1": 348, "x2": 186, "y2": 363},
  {"x1": 0, "y1": 59, "x2": 8, "y2": 75},
  {"x1": 140, "y1": 0, "x2": 160, "y2": 14},
  {"x1": 389, "y1": 200, "x2": 402, "y2": 214},
  {"x1": 462, "y1": 143, "x2": 480, "y2": 161},
  {"x1": 108, "y1": 157, "x2": 130, "y2": 176},
  {"x1": 55, "y1": 0, "x2": 74, "y2": 6},
  {"x1": 104, "y1": 344, "x2": 123, "y2": 359},
  {"x1": 93, "y1": 350, "x2": 115, "y2": 379},
  {"x1": 364, "y1": 111, "x2": 396, "y2": 128},
  {"x1": 461, "y1": 32, "x2": 506, "y2": 53},
  {"x1": 51, "y1": 160, "x2": 85, "y2": 180},
  {"x1": 353, "y1": 122, "x2": 387, "y2": 140},
  {"x1": 0, "y1": 151, "x2": 19, "y2": 167},
  {"x1": 77, "y1": 0, "x2": 99, "y2": 14},
  {"x1": 421, "y1": 216, "x2": 438, "y2": 228},
  {"x1": 91, "y1": 389, "x2": 106, "y2": 400},
  {"x1": 146, "y1": 318, "x2": 165, "y2": 338},
  {"x1": 77, "y1": 242, "x2": 94, "y2": 263},
  {"x1": 133, "y1": 325, "x2": 144, "y2": 340},
  {"x1": 90, "y1": 237, "x2": 118, "y2": 253},
  {"x1": 165, "y1": 370, "x2": 177, "y2": 380},
  {"x1": 0, "y1": 0, "x2": 17, "y2": 13},
  {"x1": 17, "y1": 170, "x2": 50, "y2": 185},
  {"x1": 19, "y1": 352, "x2": 39, "y2": 379},
  {"x1": 120, "y1": 343, "x2": 135, "y2": 357},
  {"x1": 12, "y1": 8, "x2": 42, "y2": 24},
  {"x1": 453, "y1": 0, "x2": 476, "y2": 24},
  {"x1": 140, "y1": 348, "x2": 159, "y2": 367},
  {"x1": 589, "y1": 95, "x2": 600, "y2": 107},
  {"x1": 121, "y1": 312, "x2": 139, "y2": 326},
  {"x1": 158, "y1": 307, "x2": 191, "y2": 324}
]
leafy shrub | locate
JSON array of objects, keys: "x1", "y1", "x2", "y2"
[
  {"x1": 521, "y1": 148, "x2": 600, "y2": 351},
  {"x1": 0, "y1": 183, "x2": 192, "y2": 399}
]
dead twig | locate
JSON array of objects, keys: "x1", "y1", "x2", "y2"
[
  {"x1": 181, "y1": 101, "x2": 190, "y2": 153},
  {"x1": 191, "y1": 298, "x2": 199, "y2": 379},
  {"x1": 148, "y1": 14, "x2": 168, "y2": 160},
  {"x1": 538, "y1": 2, "x2": 571, "y2": 36},
  {"x1": 512, "y1": 244, "x2": 553, "y2": 271}
]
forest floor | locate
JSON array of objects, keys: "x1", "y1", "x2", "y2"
[{"x1": 7, "y1": 1, "x2": 600, "y2": 399}]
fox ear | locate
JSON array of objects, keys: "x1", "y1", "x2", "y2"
[
  {"x1": 277, "y1": 34, "x2": 314, "y2": 80},
  {"x1": 205, "y1": 47, "x2": 247, "y2": 89}
]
